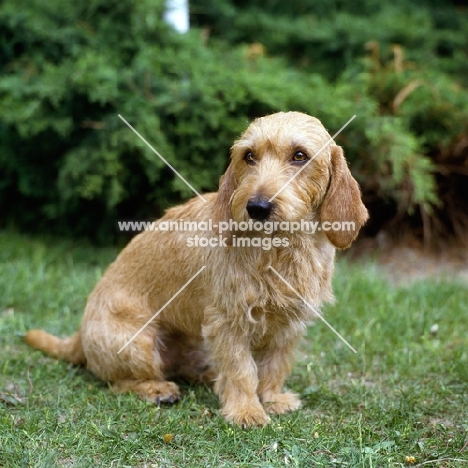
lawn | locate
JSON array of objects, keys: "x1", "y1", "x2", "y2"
[{"x1": 1, "y1": 230, "x2": 467, "y2": 467}]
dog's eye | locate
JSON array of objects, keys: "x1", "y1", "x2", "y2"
[
  {"x1": 292, "y1": 151, "x2": 308, "y2": 164},
  {"x1": 244, "y1": 151, "x2": 256, "y2": 165}
]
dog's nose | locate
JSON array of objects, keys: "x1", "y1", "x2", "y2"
[{"x1": 246, "y1": 198, "x2": 273, "y2": 221}]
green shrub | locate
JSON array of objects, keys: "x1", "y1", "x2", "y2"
[
  {"x1": 1, "y1": 0, "x2": 467, "y2": 243},
  {"x1": 191, "y1": 0, "x2": 468, "y2": 242}
]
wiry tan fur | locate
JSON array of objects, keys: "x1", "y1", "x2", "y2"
[{"x1": 25, "y1": 112, "x2": 368, "y2": 427}]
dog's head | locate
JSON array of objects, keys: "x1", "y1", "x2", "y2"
[{"x1": 213, "y1": 111, "x2": 368, "y2": 249}]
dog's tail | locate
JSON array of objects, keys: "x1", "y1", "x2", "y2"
[{"x1": 24, "y1": 329, "x2": 86, "y2": 365}]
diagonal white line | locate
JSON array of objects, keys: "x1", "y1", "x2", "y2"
[
  {"x1": 268, "y1": 115, "x2": 356, "y2": 202},
  {"x1": 268, "y1": 266, "x2": 357, "y2": 353},
  {"x1": 118, "y1": 114, "x2": 207, "y2": 203},
  {"x1": 117, "y1": 266, "x2": 206, "y2": 354}
]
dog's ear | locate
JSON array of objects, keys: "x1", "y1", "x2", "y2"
[
  {"x1": 320, "y1": 146, "x2": 369, "y2": 249},
  {"x1": 213, "y1": 163, "x2": 237, "y2": 242}
]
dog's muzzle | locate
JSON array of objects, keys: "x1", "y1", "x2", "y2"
[{"x1": 246, "y1": 197, "x2": 273, "y2": 221}]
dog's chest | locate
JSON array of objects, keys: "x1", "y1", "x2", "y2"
[
  {"x1": 210, "y1": 241, "x2": 332, "y2": 314},
  {"x1": 251, "y1": 243, "x2": 330, "y2": 303},
  {"x1": 247, "y1": 300, "x2": 310, "y2": 348}
]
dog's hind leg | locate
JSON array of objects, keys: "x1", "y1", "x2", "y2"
[
  {"x1": 82, "y1": 308, "x2": 180, "y2": 404},
  {"x1": 109, "y1": 332, "x2": 180, "y2": 405},
  {"x1": 111, "y1": 379, "x2": 180, "y2": 404}
]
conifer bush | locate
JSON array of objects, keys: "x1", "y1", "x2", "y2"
[{"x1": 1, "y1": 0, "x2": 467, "y2": 243}]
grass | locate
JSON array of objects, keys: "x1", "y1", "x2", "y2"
[{"x1": 1, "y1": 230, "x2": 467, "y2": 467}]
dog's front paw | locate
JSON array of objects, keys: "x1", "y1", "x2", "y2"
[
  {"x1": 222, "y1": 403, "x2": 271, "y2": 428},
  {"x1": 262, "y1": 392, "x2": 301, "y2": 414}
]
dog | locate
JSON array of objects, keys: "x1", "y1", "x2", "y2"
[{"x1": 25, "y1": 111, "x2": 368, "y2": 427}]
